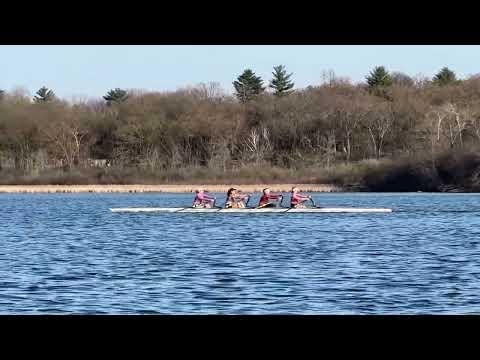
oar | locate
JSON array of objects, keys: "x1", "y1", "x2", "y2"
[
  {"x1": 212, "y1": 198, "x2": 223, "y2": 209},
  {"x1": 309, "y1": 197, "x2": 321, "y2": 208}
]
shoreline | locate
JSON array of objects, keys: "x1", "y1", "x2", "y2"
[{"x1": 0, "y1": 184, "x2": 342, "y2": 193}]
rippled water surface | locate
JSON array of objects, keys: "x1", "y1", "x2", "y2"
[{"x1": 1, "y1": 192, "x2": 480, "y2": 314}]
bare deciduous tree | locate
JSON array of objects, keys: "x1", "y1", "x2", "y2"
[
  {"x1": 362, "y1": 104, "x2": 395, "y2": 159},
  {"x1": 243, "y1": 127, "x2": 272, "y2": 164}
]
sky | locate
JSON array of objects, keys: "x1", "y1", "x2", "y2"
[{"x1": 1, "y1": 45, "x2": 480, "y2": 100}]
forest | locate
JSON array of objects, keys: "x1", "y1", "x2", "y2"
[{"x1": 1, "y1": 65, "x2": 480, "y2": 191}]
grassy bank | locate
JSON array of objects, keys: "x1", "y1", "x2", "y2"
[
  {"x1": 1, "y1": 151, "x2": 479, "y2": 192},
  {"x1": 0, "y1": 165, "x2": 341, "y2": 186},
  {"x1": 0, "y1": 184, "x2": 340, "y2": 193}
]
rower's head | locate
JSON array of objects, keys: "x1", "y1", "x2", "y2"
[
  {"x1": 291, "y1": 187, "x2": 300, "y2": 193},
  {"x1": 263, "y1": 188, "x2": 270, "y2": 195},
  {"x1": 227, "y1": 187, "x2": 237, "y2": 197},
  {"x1": 195, "y1": 188, "x2": 204, "y2": 194}
]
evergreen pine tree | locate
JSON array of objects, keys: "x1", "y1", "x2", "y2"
[
  {"x1": 269, "y1": 65, "x2": 294, "y2": 96},
  {"x1": 433, "y1": 67, "x2": 458, "y2": 86},
  {"x1": 33, "y1": 86, "x2": 55, "y2": 103},
  {"x1": 366, "y1": 66, "x2": 393, "y2": 89},
  {"x1": 103, "y1": 88, "x2": 129, "y2": 105},
  {"x1": 233, "y1": 69, "x2": 265, "y2": 103},
  {"x1": 0, "y1": 89, "x2": 4, "y2": 100}
]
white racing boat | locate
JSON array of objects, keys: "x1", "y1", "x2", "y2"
[{"x1": 110, "y1": 207, "x2": 393, "y2": 213}]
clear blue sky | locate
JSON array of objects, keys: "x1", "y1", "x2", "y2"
[{"x1": 1, "y1": 45, "x2": 480, "y2": 100}]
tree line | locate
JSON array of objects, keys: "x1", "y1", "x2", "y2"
[{"x1": 1, "y1": 64, "x2": 480, "y2": 187}]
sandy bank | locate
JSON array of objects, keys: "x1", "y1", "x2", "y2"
[{"x1": 0, "y1": 184, "x2": 341, "y2": 193}]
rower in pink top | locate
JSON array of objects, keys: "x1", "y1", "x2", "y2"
[
  {"x1": 192, "y1": 189, "x2": 216, "y2": 208},
  {"x1": 290, "y1": 187, "x2": 312, "y2": 208}
]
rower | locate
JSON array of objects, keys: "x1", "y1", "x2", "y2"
[
  {"x1": 225, "y1": 188, "x2": 251, "y2": 208},
  {"x1": 192, "y1": 189, "x2": 216, "y2": 208},
  {"x1": 290, "y1": 187, "x2": 313, "y2": 208},
  {"x1": 258, "y1": 188, "x2": 283, "y2": 208}
]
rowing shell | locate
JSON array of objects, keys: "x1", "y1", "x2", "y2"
[{"x1": 110, "y1": 207, "x2": 393, "y2": 213}]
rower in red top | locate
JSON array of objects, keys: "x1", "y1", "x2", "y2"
[
  {"x1": 258, "y1": 188, "x2": 283, "y2": 208},
  {"x1": 192, "y1": 189, "x2": 216, "y2": 208},
  {"x1": 290, "y1": 186, "x2": 312, "y2": 208}
]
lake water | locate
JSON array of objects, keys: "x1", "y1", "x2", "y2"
[{"x1": 1, "y1": 192, "x2": 479, "y2": 314}]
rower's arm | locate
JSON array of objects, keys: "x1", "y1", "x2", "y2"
[
  {"x1": 236, "y1": 194, "x2": 250, "y2": 200},
  {"x1": 203, "y1": 193, "x2": 216, "y2": 201}
]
